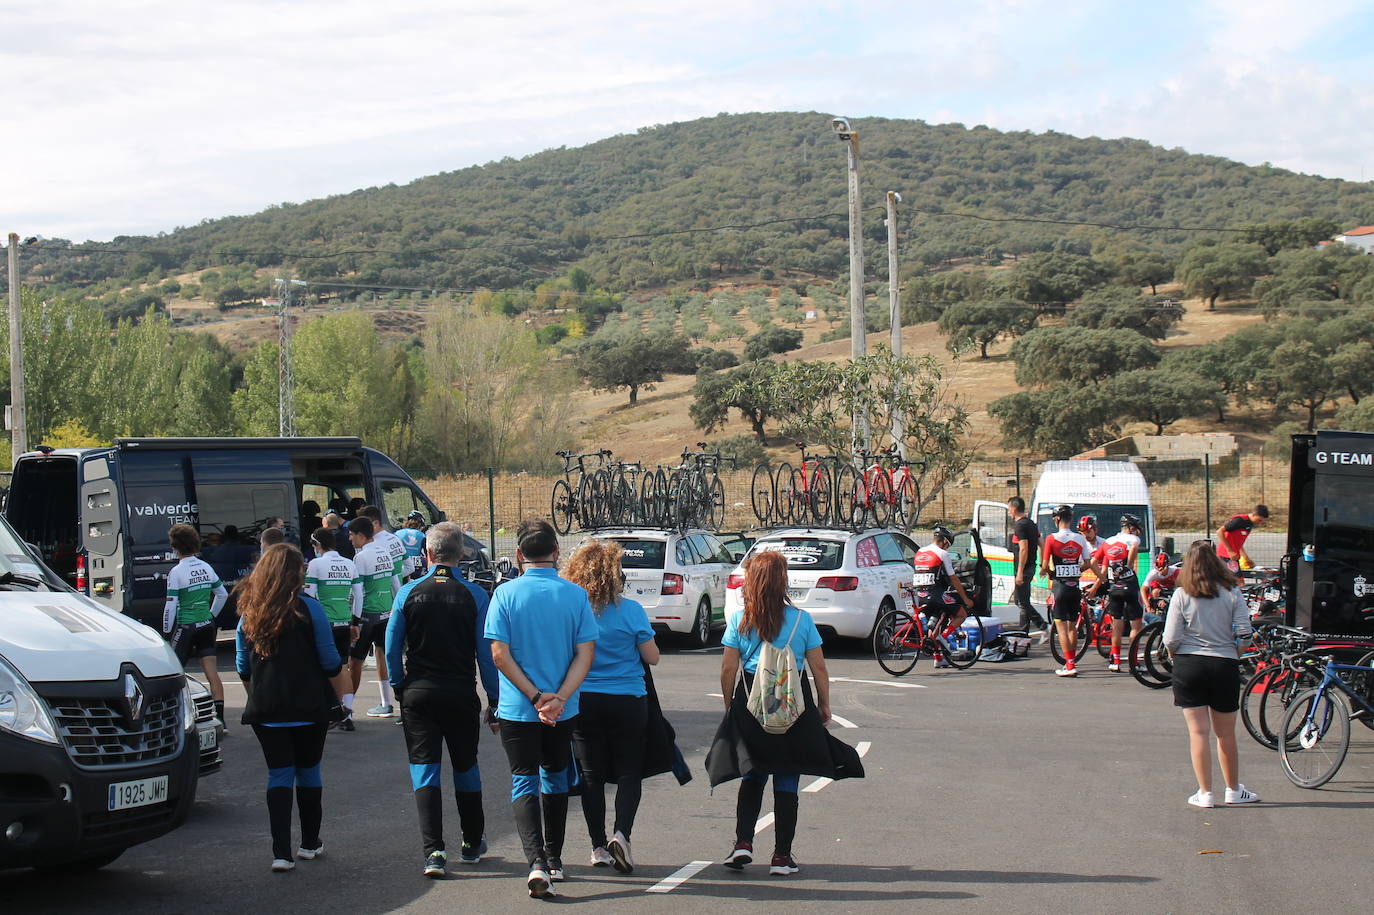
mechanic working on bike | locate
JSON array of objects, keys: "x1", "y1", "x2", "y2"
[{"x1": 911, "y1": 526, "x2": 975, "y2": 669}]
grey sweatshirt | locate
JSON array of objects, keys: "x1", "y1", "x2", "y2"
[{"x1": 1162, "y1": 585, "x2": 1250, "y2": 659}]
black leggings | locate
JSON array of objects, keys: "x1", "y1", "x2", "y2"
[
  {"x1": 499, "y1": 718, "x2": 575, "y2": 867},
  {"x1": 250, "y1": 723, "x2": 328, "y2": 861},
  {"x1": 572, "y1": 692, "x2": 647, "y2": 847}
]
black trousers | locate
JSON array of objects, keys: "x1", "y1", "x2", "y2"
[
  {"x1": 251, "y1": 723, "x2": 328, "y2": 861},
  {"x1": 571, "y1": 692, "x2": 647, "y2": 846},
  {"x1": 401, "y1": 687, "x2": 484, "y2": 856},
  {"x1": 499, "y1": 718, "x2": 575, "y2": 867},
  {"x1": 1012, "y1": 563, "x2": 1046, "y2": 630}
]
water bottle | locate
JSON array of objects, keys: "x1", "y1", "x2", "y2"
[{"x1": 1302, "y1": 544, "x2": 1315, "y2": 563}]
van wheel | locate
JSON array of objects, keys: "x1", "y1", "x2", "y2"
[
  {"x1": 38, "y1": 850, "x2": 123, "y2": 872},
  {"x1": 688, "y1": 597, "x2": 712, "y2": 648}
]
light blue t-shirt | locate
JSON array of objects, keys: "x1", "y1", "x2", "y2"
[
  {"x1": 396, "y1": 528, "x2": 425, "y2": 560},
  {"x1": 723, "y1": 605, "x2": 823, "y2": 674},
  {"x1": 581, "y1": 598, "x2": 655, "y2": 697},
  {"x1": 483, "y1": 567, "x2": 599, "y2": 722}
]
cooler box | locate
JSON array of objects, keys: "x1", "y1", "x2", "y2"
[{"x1": 950, "y1": 616, "x2": 1000, "y2": 654}]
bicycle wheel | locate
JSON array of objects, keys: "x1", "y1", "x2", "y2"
[
  {"x1": 1093, "y1": 603, "x2": 1113, "y2": 659},
  {"x1": 1280, "y1": 687, "x2": 1352, "y2": 788},
  {"x1": 707, "y1": 476, "x2": 726, "y2": 529},
  {"x1": 868, "y1": 471, "x2": 893, "y2": 528},
  {"x1": 750, "y1": 464, "x2": 775, "y2": 525},
  {"x1": 941, "y1": 614, "x2": 982, "y2": 669},
  {"x1": 651, "y1": 468, "x2": 670, "y2": 527},
  {"x1": 550, "y1": 479, "x2": 574, "y2": 535},
  {"x1": 1241, "y1": 666, "x2": 1283, "y2": 749},
  {"x1": 896, "y1": 476, "x2": 920, "y2": 529},
  {"x1": 774, "y1": 462, "x2": 796, "y2": 525},
  {"x1": 873, "y1": 609, "x2": 921, "y2": 677},
  {"x1": 1128, "y1": 621, "x2": 1170, "y2": 689},
  {"x1": 638, "y1": 471, "x2": 657, "y2": 526},
  {"x1": 832, "y1": 464, "x2": 858, "y2": 528},
  {"x1": 1050, "y1": 617, "x2": 1091, "y2": 665},
  {"x1": 1258, "y1": 663, "x2": 1322, "y2": 749},
  {"x1": 1355, "y1": 650, "x2": 1374, "y2": 731},
  {"x1": 789, "y1": 467, "x2": 810, "y2": 527},
  {"x1": 809, "y1": 466, "x2": 832, "y2": 526},
  {"x1": 607, "y1": 471, "x2": 630, "y2": 526}
]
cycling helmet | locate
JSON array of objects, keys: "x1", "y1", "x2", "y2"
[
  {"x1": 1077, "y1": 514, "x2": 1097, "y2": 532},
  {"x1": 932, "y1": 525, "x2": 954, "y2": 543},
  {"x1": 1153, "y1": 550, "x2": 1169, "y2": 571},
  {"x1": 407, "y1": 509, "x2": 426, "y2": 522},
  {"x1": 1120, "y1": 513, "x2": 1141, "y2": 531},
  {"x1": 1051, "y1": 504, "x2": 1074, "y2": 521}
]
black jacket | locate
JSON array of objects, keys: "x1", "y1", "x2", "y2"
[{"x1": 238, "y1": 597, "x2": 341, "y2": 725}]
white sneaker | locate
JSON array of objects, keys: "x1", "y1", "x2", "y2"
[
  {"x1": 527, "y1": 866, "x2": 552, "y2": 898},
  {"x1": 271, "y1": 858, "x2": 295, "y2": 872},
  {"x1": 297, "y1": 844, "x2": 323, "y2": 860},
  {"x1": 1037, "y1": 631, "x2": 1050, "y2": 646},
  {"x1": 366, "y1": 704, "x2": 395, "y2": 718},
  {"x1": 1225, "y1": 785, "x2": 1260, "y2": 804},
  {"x1": 1108, "y1": 661, "x2": 1121, "y2": 672},
  {"x1": 1054, "y1": 667, "x2": 1078, "y2": 677},
  {"x1": 590, "y1": 846, "x2": 614, "y2": 867},
  {"x1": 1188, "y1": 790, "x2": 1215, "y2": 808},
  {"x1": 609, "y1": 831, "x2": 633, "y2": 873}
]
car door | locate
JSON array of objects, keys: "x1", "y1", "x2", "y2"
[
  {"x1": 875, "y1": 533, "x2": 914, "y2": 602},
  {"x1": 950, "y1": 528, "x2": 993, "y2": 616},
  {"x1": 973, "y1": 500, "x2": 1010, "y2": 551},
  {"x1": 695, "y1": 533, "x2": 731, "y2": 614},
  {"x1": 673, "y1": 536, "x2": 700, "y2": 605}
]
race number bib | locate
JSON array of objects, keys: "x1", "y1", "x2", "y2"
[
  {"x1": 913, "y1": 572, "x2": 937, "y2": 586},
  {"x1": 1055, "y1": 563, "x2": 1080, "y2": 579}
]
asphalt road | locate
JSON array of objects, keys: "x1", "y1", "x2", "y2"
[{"x1": 5, "y1": 638, "x2": 1371, "y2": 913}]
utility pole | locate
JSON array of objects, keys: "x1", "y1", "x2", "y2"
[
  {"x1": 273, "y1": 278, "x2": 306, "y2": 437},
  {"x1": 7, "y1": 233, "x2": 27, "y2": 464},
  {"x1": 831, "y1": 117, "x2": 868, "y2": 452},
  {"x1": 886, "y1": 192, "x2": 905, "y2": 458}
]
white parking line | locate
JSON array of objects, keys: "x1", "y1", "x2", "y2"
[
  {"x1": 829, "y1": 713, "x2": 857, "y2": 729},
  {"x1": 647, "y1": 860, "x2": 713, "y2": 894},
  {"x1": 856, "y1": 740, "x2": 872, "y2": 758},
  {"x1": 754, "y1": 811, "x2": 775, "y2": 832},
  {"x1": 801, "y1": 777, "x2": 832, "y2": 793},
  {"x1": 831, "y1": 676, "x2": 927, "y2": 689}
]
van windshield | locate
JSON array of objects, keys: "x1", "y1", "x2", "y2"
[{"x1": 1036, "y1": 504, "x2": 1150, "y2": 550}]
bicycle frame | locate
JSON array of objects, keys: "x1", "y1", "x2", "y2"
[{"x1": 1300, "y1": 658, "x2": 1374, "y2": 720}]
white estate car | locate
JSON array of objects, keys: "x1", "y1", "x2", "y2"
[
  {"x1": 725, "y1": 528, "x2": 921, "y2": 640},
  {"x1": 591, "y1": 529, "x2": 735, "y2": 647}
]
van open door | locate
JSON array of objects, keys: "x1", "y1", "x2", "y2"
[
  {"x1": 973, "y1": 500, "x2": 1009, "y2": 550},
  {"x1": 80, "y1": 454, "x2": 126, "y2": 610}
]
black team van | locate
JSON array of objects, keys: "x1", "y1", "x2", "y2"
[{"x1": 4, "y1": 437, "x2": 445, "y2": 627}]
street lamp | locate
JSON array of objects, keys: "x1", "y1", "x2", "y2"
[{"x1": 832, "y1": 117, "x2": 867, "y2": 451}]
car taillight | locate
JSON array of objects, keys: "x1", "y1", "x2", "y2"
[
  {"x1": 75, "y1": 553, "x2": 88, "y2": 593},
  {"x1": 662, "y1": 573, "x2": 684, "y2": 595},
  {"x1": 816, "y1": 576, "x2": 859, "y2": 591},
  {"x1": 726, "y1": 572, "x2": 744, "y2": 590}
]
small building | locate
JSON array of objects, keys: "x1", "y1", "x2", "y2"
[{"x1": 1334, "y1": 226, "x2": 1374, "y2": 255}]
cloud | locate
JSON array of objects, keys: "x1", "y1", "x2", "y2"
[{"x1": 4, "y1": 0, "x2": 1372, "y2": 240}]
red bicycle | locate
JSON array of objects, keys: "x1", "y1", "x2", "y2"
[
  {"x1": 838, "y1": 448, "x2": 892, "y2": 529},
  {"x1": 776, "y1": 443, "x2": 843, "y2": 526},
  {"x1": 873, "y1": 586, "x2": 986, "y2": 675}
]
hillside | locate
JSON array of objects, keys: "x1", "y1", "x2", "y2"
[{"x1": 19, "y1": 112, "x2": 1374, "y2": 307}]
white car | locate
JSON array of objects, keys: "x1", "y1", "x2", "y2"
[
  {"x1": 591, "y1": 528, "x2": 735, "y2": 647},
  {"x1": 725, "y1": 528, "x2": 922, "y2": 640}
]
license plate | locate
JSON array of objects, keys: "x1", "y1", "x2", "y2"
[
  {"x1": 199, "y1": 728, "x2": 218, "y2": 751},
  {"x1": 787, "y1": 587, "x2": 807, "y2": 601},
  {"x1": 108, "y1": 775, "x2": 169, "y2": 811}
]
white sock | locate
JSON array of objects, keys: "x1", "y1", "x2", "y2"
[
  {"x1": 379, "y1": 681, "x2": 393, "y2": 707},
  {"x1": 343, "y1": 693, "x2": 354, "y2": 711}
]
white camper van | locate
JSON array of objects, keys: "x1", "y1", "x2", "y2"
[{"x1": 973, "y1": 460, "x2": 1158, "y2": 620}]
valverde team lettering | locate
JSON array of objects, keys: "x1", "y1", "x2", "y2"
[
  {"x1": 131, "y1": 501, "x2": 199, "y2": 525},
  {"x1": 1309, "y1": 432, "x2": 1374, "y2": 475}
]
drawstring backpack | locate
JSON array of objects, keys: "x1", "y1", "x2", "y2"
[{"x1": 743, "y1": 612, "x2": 804, "y2": 734}]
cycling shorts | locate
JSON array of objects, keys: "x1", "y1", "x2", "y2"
[
  {"x1": 332, "y1": 625, "x2": 353, "y2": 664},
  {"x1": 170, "y1": 621, "x2": 217, "y2": 664},
  {"x1": 350, "y1": 614, "x2": 389, "y2": 661},
  {"x1": 1049, "y1": 581, "x2": 1083, "y2": 622},
  {"x1": 1105, "y1": 581, "x2": 1144, "y2": 622}
]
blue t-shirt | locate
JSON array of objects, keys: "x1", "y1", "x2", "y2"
[
  {"x1": 723, "y1": 605, "x2": 823, "y2": 674},
  {"x1": 483, "y1": 567, "x2": 599, "y2": 722},
  {"x1": 581, "y1": 598, "x2": 655, "y2": 697}
]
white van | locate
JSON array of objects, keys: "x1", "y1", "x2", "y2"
[
  {"x1": 974, "y1": 460, "x2": 1158, "y2": 621},
  {"x1": 0, "y1": 513, "x2": 199, "y2": 872}
]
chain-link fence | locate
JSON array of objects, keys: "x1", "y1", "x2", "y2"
[{"x1": 409, "y1": 449, "x2": 1291, "y2": 565}]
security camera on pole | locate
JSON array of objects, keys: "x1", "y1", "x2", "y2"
[{"x1": 831, "y1": 116, "x2": 868, "y2": 453}]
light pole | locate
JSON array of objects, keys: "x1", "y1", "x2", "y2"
[
  {"x1": 832, "y1": 117, "x2": 868, "y2": 452},
  {"x1": 7, "y1": 233, "x2": 27, "y2": 464},
  {"x1": 886, "y1": 191, "x2": 905, "y2": 458}
]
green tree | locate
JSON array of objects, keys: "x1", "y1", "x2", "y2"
[
  {"x1": 1329, "y1": 341, "x2": 1374, "y2": 404},
  {"x1": 1109, "y1": 369, "x2": 1224, "y2": 434},
  {"x1": 937, "y1": 299, "x2": 1038, "y2": 358},
  {"x1": 989, "y1": 384, "x2": 1119, "y2": 457},
  {"x1": 575, "y1": 331, "x2": 697, "y2": 405},
  {"x1": 1010, "y1": 326, "x2": 1160, "y2": 387},
  {"x1": 690, "y1": 361, "x2": 783, "y2": 442},
  {"x1": 1270, "y1": 340, "x2": 1335, "y2": 430},
  {"x1": 743, "y1": 326, "x2": 802, "y2": 361},
  {"x1": 1068, "y1": 290, "x2": 1184, "y2": 340},
  {"x1": 1241, "y1": 218, "x2": 1340, "y2": 256},
  {"x1": 0, "y1": 292, "x2": 109, "y2": 443},
  {"x1": 1176, "y1": 242, "x2": 1269, "y2": 310},
  {"x1": 1006, "y1": 252, "x2": 1109, "y2": 305}
]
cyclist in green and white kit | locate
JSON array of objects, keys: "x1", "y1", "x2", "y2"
[
  {"x1": 163, "y1": 524, "x2": 229, "y2": 723},
  {"x1": 361, "y1": 504, "x2": 411, "y2": 580},
  {"x1": 306, "y1": 527, "x2": 364, "y2": 731},
  {"x1": 348, "y1": 517, "x2": 402, "y2": 718}
]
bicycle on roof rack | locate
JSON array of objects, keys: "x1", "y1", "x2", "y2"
[
  {"x1": 666, "y1": 443, "x2": 734, "y2": 530},
  {"x1": 550, "y1": 449, "x2": 613, "y2": 535}
]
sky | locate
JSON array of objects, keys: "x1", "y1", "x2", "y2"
[{"x1": 4, "y1": 0, "x2": 1374, "y2": 241}]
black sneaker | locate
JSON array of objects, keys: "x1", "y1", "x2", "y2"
[
  {"x1": 459, "y1": 836, "x2": 487, "y2": 864},
  {"x1": 769, "y1": 854, "x2": 800, "y2": 876},
  {"x1": 424, "y1": 850, "x2": 447, "y2": 879},
  {"x1": 723, "y1": 841, "x2": 753, "y2": 870},
  {"x1": 338, "y1": 717, "x2": 355, "y2": 733}
]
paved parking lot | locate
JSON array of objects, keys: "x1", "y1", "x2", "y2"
[{"x1": 5, "y1": 638, "x2": 1371, "y2": 913}]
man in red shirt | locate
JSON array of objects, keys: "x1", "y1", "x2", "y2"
[{"x1": 1215, "y1": 505, "x2": 1269, "y2": 572}]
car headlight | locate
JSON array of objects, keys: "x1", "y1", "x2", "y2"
[
  {"x1": 181, "y1": 682, "x2": 195, "y2": 732},
  {"x1": 0, "y1": 655, "x2": 60, "y2": 745}
]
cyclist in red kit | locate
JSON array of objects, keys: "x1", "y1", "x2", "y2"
[{"x1": 1041, "y1": 506, "x2": 1105, "y2": 678}]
